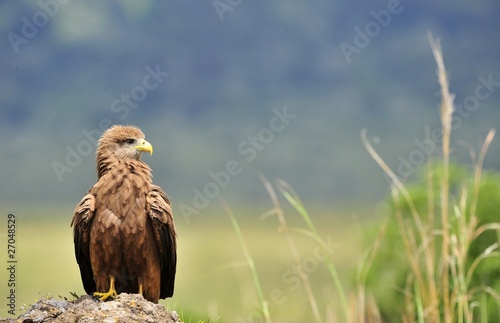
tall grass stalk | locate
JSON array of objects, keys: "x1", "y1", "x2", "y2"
[
  {"x1": 429, "y1": 34, "x2": 454, "y2": 323},
  {"x1": 352, "y1": 218, "x2": 387, "y2": 323},
  {"x1": 220, "y1": 198, "x2": 272, "y2": 323},
  {"x1": 362, "y1": 128, "x2": 440, "y2": 321},
  {"x1": 260, "y1": 175, "x2": 324, "y2": 323},
  {"x1": 424, "y1": 127, "x2": 438, "y2": 316},
  {"x1": 275, "y1": 178, "x2": 349, "y2": 317}
]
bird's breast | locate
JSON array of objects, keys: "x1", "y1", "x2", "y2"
[{"x1": 94, "y1": 172, "x2": 150, "y2": 226}]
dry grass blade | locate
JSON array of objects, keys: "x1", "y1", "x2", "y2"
[
  {"x1": 470, "y1": 129, "x2": 496, "y2": 216},
  {"x1": 259, "y1": 175, "x2": 323, "y2": 323},
  {"x1": 274, "y1": 177, "x2": 349, "y2": 319},
  {"x1": 360, "y1": 129, "x2": 425, "y2": 236},
  {"x1": 352, "y1": 217, "x2": 388, "y2": 323},
  {"x1": 466, "y1": 243, "x2": 500, "y2": 287},
  {"x1": 220, "y1": 198, "x2": 272, "y2": 323}
]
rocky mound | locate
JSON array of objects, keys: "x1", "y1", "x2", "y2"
[{"x1": 1, "y1": 293, "x2": 181, "y2": 323}]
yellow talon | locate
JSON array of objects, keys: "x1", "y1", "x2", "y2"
[
  {"x1": 138, "y1": 284, "x2": 143, "y2": 296},
  {"x1": 93, "y1": 276, "x2": 118, "y2": 301}
]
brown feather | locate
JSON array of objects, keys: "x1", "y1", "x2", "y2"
[{"x1": 71, "y1": 125, "x2": 177, "y2": 303}]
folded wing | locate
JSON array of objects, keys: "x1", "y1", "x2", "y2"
[
  {"x1": 147, "y1": 185, "x2": 177, "y2": 298},
  {"x1": 71, "y1": 193, "x2": 96, "y2": 295}
]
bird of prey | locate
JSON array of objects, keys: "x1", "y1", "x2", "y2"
[{"x1": 71, "y1": 125, "x2": 176, "y2": 303}]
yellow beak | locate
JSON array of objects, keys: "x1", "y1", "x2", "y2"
[{"x1": 132, "y1": 140, "x2": 153, "y2": 156}]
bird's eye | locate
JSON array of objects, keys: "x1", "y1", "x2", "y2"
[{"x1": 125, "y1": 139, "x2": 135, "y2": 145}]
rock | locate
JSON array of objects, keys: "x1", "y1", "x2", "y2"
[{"x1": 1, "y1": 294, "x2": 181, "y2": 323}]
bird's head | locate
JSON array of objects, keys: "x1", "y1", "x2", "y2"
[{"x1": 97, "y1": 125, "x2": 153, "y2": 161}]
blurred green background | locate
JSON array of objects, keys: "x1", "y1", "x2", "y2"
[{"x1": 1, "y1": 1, "x2": 499, "y2": 321}]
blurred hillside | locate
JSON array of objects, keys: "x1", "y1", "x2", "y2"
[{"x1": 1, "y1": 1, "x2": 499, "y2": 219}]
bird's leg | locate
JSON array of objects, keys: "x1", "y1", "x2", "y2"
[
  {"x1": 138, "y1": 284, "x2": 143, "y2": 296},
  {"x1": 93, "y1": 276, "x2": 118, "y2": 301}
]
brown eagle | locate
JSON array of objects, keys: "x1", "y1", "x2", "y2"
[{"x1": 71, "y1": 125, "x2": 176, "y2": 303}]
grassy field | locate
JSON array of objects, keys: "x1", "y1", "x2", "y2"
[{"x1": 0, "y1": 204, "x2": 363, "y2": 322}]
